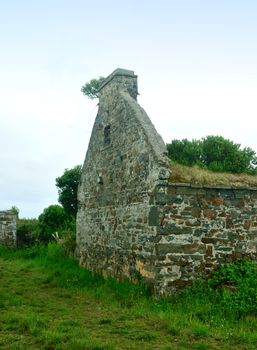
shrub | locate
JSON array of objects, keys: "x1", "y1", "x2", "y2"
[
  {"x1": 38, "y1": 205, "x2": 68, "y2": 242},
  {"x1": 16, "y1": 218, "x2": 40, "y2": 247},
  {"x1": 208, "y1": 259, "x2": 257, "y2": 316},
  {"x1": 167, "y1": 138, "x2": 202, "y2": 167},
  {"x1": 167, "y1": 136, "x2": 257, "y2": 174},
  {"x1": 55, "y1": 218, "x2": 76, "y2": 256},
  {"x1": 201, "y1": 136, "x2": 257, "y2": 174}
]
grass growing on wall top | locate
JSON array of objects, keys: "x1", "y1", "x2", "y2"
[
  {"x1": 170, "y1": 162, "x2": 257, "y2": 188},
  {"x1": 0, "y1": 243, "x2": 257, "y2": 350}
]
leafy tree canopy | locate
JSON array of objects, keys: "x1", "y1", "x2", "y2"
[
  {"x1": 56, "y1": 165, "x2": 82, "y2": 217},
  {"x1": 167, "y1": 135, "x2": 257, "y2": 174},
  {"x1": 81, "y1": 76, "x2": 106, "y2": 99}
]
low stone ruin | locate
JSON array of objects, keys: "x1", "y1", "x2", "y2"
[{"x1": 0, "y1": 210, "x2": 17, "y2": 248}]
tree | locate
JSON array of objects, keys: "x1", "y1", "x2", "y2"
[
  {"x1": 38, "y1": 204, "x2": 67, "y2": 242},
  {"x1": 81, "y1": 76, "x2": 106, "y2": 99},
  {"x1": 167, "y1": 135, "x2": 257, "y2": 174},
  {"x1": 56, "y1": 165, "x2": 82, "y2": 217}
]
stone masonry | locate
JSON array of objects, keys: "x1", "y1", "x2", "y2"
[
  {"x1": 152, "y1": 184, "x2": 257, "y2": 294},
  {"x1": 76, "y1": 68, "x2": 257, "y2": 295},
  {"x1": 0, "y1": 210, "x2": 17, "y2": 248}
]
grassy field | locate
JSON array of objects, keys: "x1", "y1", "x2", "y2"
[{"x1": 0, "y1": 244, "x2": 256, "y2": 350}]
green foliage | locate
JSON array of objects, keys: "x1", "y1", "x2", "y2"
[
  {"x1": 167, "y1": 138, "x2": 202, "y2": 166},
  {"x1": 16, "y1": 218, "x2": 40, "y2": 247},
  {"x1": 38, "y1": 205, "x2": 68, "y2": 242},
  {"x1": 16, "y1": 210, "x2": 76, "y2": 248},
  {"x1": 153, "y1": 259, "x2": 257, "y2": 322},
  {"x1": 56, "y1": 165, "x2": 82, "y2": 217},
  {"x1": 60, "y1": 228, "x2": 76, "y2": 256},
  {"x1": 201, "y1": 136, "x2": 257, "y2": 173},
  {"x1": 81, "y1": 76, "x2": 106, "y2": 99},
  {"x1": 208, "y1": 259, "x2": 257, "y2": 316},
  {"x1": 10, "y1": 206, "x2": 19, "y2": 217},
  {"x1": 58, "y1": 217, "x2": 76, "y2": 256},
  {"x1": 14, "y1": 165, "x2": 80, "y2": 247},
  {"x1": 167, "y1": 135, "x2": 257, "y2": 174}
]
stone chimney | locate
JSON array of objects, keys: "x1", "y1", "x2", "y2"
[{"x1": 98, "y1": 68, "x2": 138, "y2": 102}]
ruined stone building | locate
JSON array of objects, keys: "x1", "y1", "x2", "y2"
[
  {"x1": 76, "y1": 68, "x2": 257, "y2": 295},
  {"x1": 0, "y1": 210, "x2": 17, "y2": 248}
]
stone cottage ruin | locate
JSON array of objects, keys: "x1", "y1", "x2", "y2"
[
  {"x1": 76, "y1": 68, "x2": 257, "y2": 295},
  {"x1": 0, "y1": 210, "x2": 17, "y2": 248}
]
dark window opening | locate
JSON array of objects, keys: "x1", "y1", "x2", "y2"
[{"x1": 104, "y1": 125, "x2": 111, "y2": 145}]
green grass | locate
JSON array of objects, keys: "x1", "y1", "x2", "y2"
[{"x1": 0, "y1": 244, "x2": 256, "y2": 350}]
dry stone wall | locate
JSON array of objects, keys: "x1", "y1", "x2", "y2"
[
  {"x1": 152, "y1": 183, "x2": 257, "y2": 294},
  {"x1": 76, "y1": 68, "x2": 257, "y2": 295},
  {"x1": 0, "y1": 210, "x2": 17, "y2": 247}
]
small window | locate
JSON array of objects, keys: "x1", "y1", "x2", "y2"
[{"x1": 104, "y1": 125, "x2": 111, "y2": 145}]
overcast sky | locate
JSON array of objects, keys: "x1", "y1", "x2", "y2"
[{"x1": 1, "y1": 0, "x2": 257, "y2": 218}]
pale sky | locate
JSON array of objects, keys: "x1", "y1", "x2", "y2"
[{"x1": 0, "y1": 0, "x2": 257, "y2": 218}]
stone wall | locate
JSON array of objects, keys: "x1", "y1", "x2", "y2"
[
  {"x1": 151, "y1": 183, "x2": 257, "y2": 294},
  {"x1": 76, "y1": 68, "x2": 257, "y2": 295},
  {"x1": 0, "y1": 210, "x2": 17, "y2": 248},
  {"x1": 76, "y1": 69, "x2": 170, "y2": 281}
]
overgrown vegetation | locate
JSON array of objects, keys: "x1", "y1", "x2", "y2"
[
  {"x1": 16, "y1": 165, "x2": 81, "y2": 249},
  {"x1": 208, "y1": 259, "x2": 257, "y2": 316},
  {"x1": 0, "y1": 244, "x2": 256, "y2": 349},
  {"x1": 170, "y1": 162, "x2": 257, "y2": 187},
  {"x1": 16, "y1": 215, "x2": 76, "y2": 254},
  {"x1": 16, "y1": 218, "x2": 40, "y2": 247},
  {"x1": 167, "y1": 136, "x2": 257, "y2": 174},
  {"x1": 38, "y1": 205, "x2": 68, "y2": 242}
]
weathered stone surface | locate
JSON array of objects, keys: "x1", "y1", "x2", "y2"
[
  {"x1": 149, "y1": 206, "x2": 160, "y2": 226},
  {"x1": 76, "y1": 68, "x2": 170, "y2": 287},
  {"x1": 76, "y1": 68, "x2": 257, "y2": 296},
  {"x1": 0, "y1": 211, "x2": 17, "y2": 247}
]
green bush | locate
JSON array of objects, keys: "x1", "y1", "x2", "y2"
[
  {"x1": 208, "y1": 259, "x2": 257, "y2": 316},
  {"x1": 38, "y1": 205, "x2": 68, "y2": 242},
  {"x1": 167, "y1": 135, "x2": 257, "y2": 174},
  {"x1": 16, "y1": 218, "x2": 40, "y2": 247},
  {"x1": 201, "y1": 136, "x2": 257, "y2": 173},
  {"x1": 167, "y1": 138, "x2": 202, "y2": 167}
]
